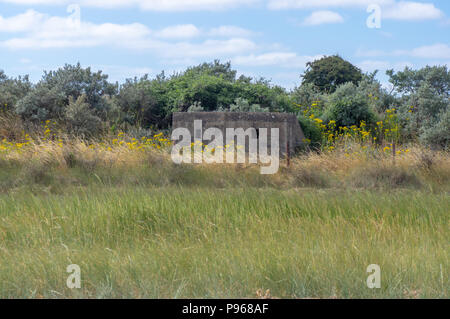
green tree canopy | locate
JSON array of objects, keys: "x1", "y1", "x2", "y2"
[
  {"x1": 114, "y1": 61, "x2": 293, "y2": 129},
  {"x1": 0, "y1": 71, "x2": 31, "y2": 112},
  {"x1": 388, "y1": 66, "x2": 449, "y2": 148},
  {"x1": 117, "y1": 74, "x2": 169, "y2": 129},
  {"x1": 301, "y1": 55, "x2": 363, "y2": 93},
  {"x1": 15, "y1": 63, "x2": 117, "y2": 121},
  {"x1": 386, "y1": 65, "x2": 449, "y2": 96},
  {"x1": 323, "y1": 82, "x2": 377, "y2": 128}
]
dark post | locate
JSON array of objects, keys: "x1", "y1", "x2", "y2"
[
  {"x1": 286, "y1": 140, "x2": 290, "y2": 168},
  {"x1": 392, "y1": 142, "x2": 396, "y2": 166}
]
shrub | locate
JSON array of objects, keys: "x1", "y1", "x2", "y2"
[
  {"x1": 187, "y1": 101, "x2": 205, "y2": 112},
  {"x1": 397, "y1": 83, "x2": 449, "y2": 142},
  {"x1": 65, "y1": 95, "x2": 103, "y2": 137},
  {"x1": 292, "y1": 82, "x2": 326, "y2": 114},
  {"x1": 349, "y1": 165, "x2": 422, "y2": 189},
  {"x1": 292, "y1": 167, "x2": 330, "y2": 188},
  {"x1": 21, "y1": 161, "x2": 54, "y2": 186},
  {"x1": 41, "y1": 63, "x2": 117, "y2": 118},
  {"x1": 62, "y1": 150, "x2": 100, "y2": 171},
  {"x1": 15, "y1": 63, "x2": 117, "y2": 122},
  {"x1": 116, "y1": 75, "x2": 167, "y2": 128},
  {"x1": 323, "y1": 82, "x2": 377, "y2": 128},
  {"x1": 0, "y1": 71, "x2": 32, "y2": 112},
  {"x1": 388, "y1": 66, "x2": 449, "y2": 145},
  {"x1": 229, "y1": 98, "x2": 268, "y2": 112},
  {"x1": 0, "y1": 112, "x2": 26, "y2": 140},
  {"x1": 15, "y1": 85, "x2": 66, "y2": 121},
  {"x1": 297, "y1": 115, "x2": 323, "y2": 149},
  {"x1": 420, "y1": 108, "x2": 450, "y2": 150}
]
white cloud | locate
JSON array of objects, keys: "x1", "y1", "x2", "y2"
[
  {"x1": 208, "y1": 25, "x2": 255, "y2": 37},
  {"x1": 269, "y1": 71, "x2": 304, "y2": 89},
  {"x1": 355, "y1": 48, "x2": 387, "y2": 57},
  {"x1": 268, "y1": 0, "x2": 393, "y2": 10},
  {"x1": 0, "y1": 0, "x2": 259, "y2": 11},
  {"x1": 91, "y1": 64, "x2": 153, "y2": 81},
  {"x1": 303, "y1": 10, "x2": 344, "y2": 26},
  {"x1": 357, "y1": 60, "x2": 412, "y2": 72},
  {"x1": 358, "y1": 60, "x2": 391, "y2": 71},
  {"x1": 357, "y1": 43, "x2": 450, "y2": 60},
  {"x1": 383, "y1": 1, "x2": 443, "y2": 20},
  {"x1": 139, "y1": 0, "x2": 259, "y2": 11},
  {"x1": 164, "y1": 38, "x2": 257, "y2": 58},
  {"x1": 268, "y1": 0, "x2": 444, "y2": 21},
  {"x1": 1, "y1": 14, "x2": 151, "y2": 49},
  {"x1": 409, "y1": 43, "x2": 450, "y2": 59},
  {"x1": 0, "y1": 0, "x2": 67, "y2": 3},
  {"x1": 154, "y1": 24, "x2": 200, "y2": 39},
  {"x1": 153, "y1": 25, "x2": 255, "y2": 39},
  {"x1": 0, "y1": 0, "x2": 445, "y2": 21},
  {"x1": 0, "y1": 10, "x2": 257, "y2": 59},
  {"x1": 0, "y1": 9, "x2": 46, "y2": 32},
  {"x1": 233, "y1": 52, "x2": 323, "y2": 68}
]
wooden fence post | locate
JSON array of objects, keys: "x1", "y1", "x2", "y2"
[
  {"x1": 392, "y1": 142, "x2": 396, "y2": 166},
  {"x1": 286, "y1": 140, "x2": 290, "y2": 168}
]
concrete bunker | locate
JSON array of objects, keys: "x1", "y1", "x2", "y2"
[{"x1": 172, "y1": 112, "x2": 306, "y2": 156}]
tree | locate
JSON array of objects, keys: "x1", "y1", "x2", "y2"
[
  {"x1": 163, "y1": 62, "x2": 238, "y2": 114},
  {"x1": 323, "y1": 82, "x2": 377, "y2": 127},
  {"x1": 386, "y1": 65, "x2": 449, "y2": 96},
  {"x1": 388, "y1": 66, "x2": 449, "y2": 145},
  {"x1": 65, "y1": 95, "x2": 103, "y2": 137},
  {"x1": 228, "y1": 98, "x2": 268, "y2": 112},
  {"x1": 40, "y1": 63, "x2": 117, "y2": 118},
  {"x1": 0, "y1": 70, "x2": 32, "y2": 112},
  {"x1": 181, "y1": 75, "x2": 235, "y2": 111},
  {"x1": 116, "y1": 75, "x2": 168, "y2": 129},
  {"x1": 234, "y1": 78, "x2": 293, "y2": 113},
  {"x1": 420, "y1": 108, "x2": 449, "y2": 149},
  {"x1": 164, "y1": 61, "x2": 292, "y2": 115},
  {"x1": 0, "y1": 70, "x2": 6, "y2": 82},
  {"x1": 358, "y1": 71, "x2": 398, "y2": 114},
  {"x1": 301, "y1": 55, "x2": 363, "y2": 93},
  {"x1": 15, "y1": 84, "x2": 66, "y2": 121},
  {"x1": 183, "y1": 60, "x2": 237, "y2": 82},
  {"x1": 292, "y1": 82, "x2": 327, "y2": 113},
  {"x1": 15, "y1": 63, "x2": 117, "y2": 122},
  {"x1": 398, "y1": 83, "x2": 449, "y2": 142}
]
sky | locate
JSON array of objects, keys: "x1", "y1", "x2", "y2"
[{"x1": 0, "y1": 0, "x2": 449, "y2": 89}]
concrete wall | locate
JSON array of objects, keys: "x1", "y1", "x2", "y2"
[{"x1": 172, "y1": 112, "x2": 305, "y2": 155}]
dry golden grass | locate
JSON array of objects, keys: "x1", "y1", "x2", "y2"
[
  {"x1": 0, "y1": 132, "x2": 448, "y2": 299},
  {"x1": 1, "y1": 136, "x2": 448, "y2": 193}
]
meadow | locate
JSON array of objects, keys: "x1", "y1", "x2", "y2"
[
  {"x1": 1, "y1": 58, "x2": 448, "y2": 299},
  {"x1": 0, "y1": 127, "x2": 448, "y2": 298}
]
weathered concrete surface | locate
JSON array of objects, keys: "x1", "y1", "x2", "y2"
[{"x1": 172, "y1": 112, "x2": 305, "y2": 155}]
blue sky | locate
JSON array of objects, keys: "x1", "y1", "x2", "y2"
[{"x1": 0, "y1": 0, "x2": 449, "y2": 89}]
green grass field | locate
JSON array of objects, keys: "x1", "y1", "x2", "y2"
[
  {"x1": 0, "y1": 183, "x2": 448, "y2": 298},
  {"x1": 0, "y1": 143, "x2": 449, "y2": 298}
]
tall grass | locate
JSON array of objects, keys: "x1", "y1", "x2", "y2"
[
  {"x1": 0, "y1": 187, "x2": 447, "y2": 298},
  {"x1": 0, "y1": 137, "x2": 449, "y2": 191},
  {"x1": 0, "y1": 133, "x2": 448, "y2": 298}
]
